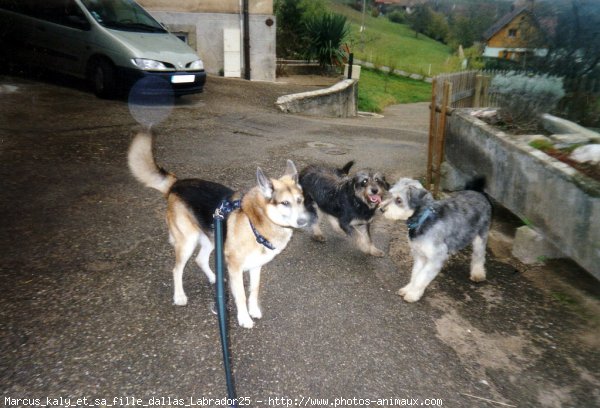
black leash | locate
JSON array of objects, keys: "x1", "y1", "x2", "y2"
[
  {"x1": 213, "y1": 200, "x2": 239, "y2": 408},
  {"x1": 212, "y1": 197, "x2": 276, "y2": 407}
]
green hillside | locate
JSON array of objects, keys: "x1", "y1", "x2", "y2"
[
  {"x1": 357, "y1": 68, "x2": 432, "y2": 112},
  {"x1": 327, "y1": 0, "x2": 454, "y2": 76}
]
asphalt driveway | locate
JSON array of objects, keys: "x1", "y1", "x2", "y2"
[{"x1": 1, "y1": 73, "x2": 599, "y2": 408}]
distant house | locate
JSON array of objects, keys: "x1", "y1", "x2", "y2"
[
  {"x1": 482, "y1": 5, "x2": 547, "y2": 62},
  {"x1": 374, "y1": 0, "x2": 426, "y2": 14}
]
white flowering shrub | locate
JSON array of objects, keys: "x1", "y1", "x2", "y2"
[{"x1": 490, "y1": 71, "x2": 566, "y2": 126}]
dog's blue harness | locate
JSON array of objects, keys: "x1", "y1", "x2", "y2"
[
  {"x1": 407, "y1": 206, "x2": 436, "y2": 236},
  {"x1": 214, "y1": 198, "x2": 275, "y2": 250},
  {"x1": 214, "y1": 198, "x2": 242, "y2": 219}
]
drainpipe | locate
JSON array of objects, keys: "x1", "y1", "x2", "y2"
[
  {"x1": 239, "y1": 0, "x2": 244, "y2": 78},
  {"x1": 243, "y1": 0, "x2": 250, "y2": 80}
]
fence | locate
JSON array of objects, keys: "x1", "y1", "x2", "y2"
[
  {"x1": 427, "y1": 71, "x2": 495, "y2": 194},
  {"x1": 427, "y1": 70, "x2": 600, "y2": 194}
]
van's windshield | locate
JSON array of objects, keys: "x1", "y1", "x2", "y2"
[{"x1": 80, "y1": 0, "x2": 166, "y2": 33}]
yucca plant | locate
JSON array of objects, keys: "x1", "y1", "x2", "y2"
[{"x1": 304, "y1": 13, "x2": 350, "y2": 69}]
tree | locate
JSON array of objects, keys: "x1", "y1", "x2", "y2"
[
  {"x1": 535, "y1": 1, "x2": 600, "y2": 79},
  {"x1": 447, "y1": 15, "x2": 478, "y2": 49},
  {"x1": 274, "y1": 0, "x2": 327, "y2": 59},
  {"x1": 407, "y1": 5, "x2": 432, "y2": 38},
  {"x1": 447, "y1": 3, "x2": 502, "y2": 49},
  {"x1": 427, "y1": 10, "x2": 449, "y2": 42},
  {"x1": 531, "y1": 0, "x2": 600, "y2": 126}
]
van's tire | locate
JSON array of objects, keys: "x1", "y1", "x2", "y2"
[{"x1": 88, "y1": 58, "x2": 117, "y2": 99}]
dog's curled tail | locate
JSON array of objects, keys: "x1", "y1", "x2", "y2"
[
  {"x1": 465, "y1": 176, "x2": 486, "y2": 193},
  {"x1": 465, "y1": 176, "x2": 493, "y2": 208},
  {"x1": 128, "y1": 130, "x2": 176, "y2": 195}
]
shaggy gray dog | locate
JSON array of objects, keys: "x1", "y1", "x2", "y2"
[{"x1": 380, "y1": 178, "x2": 492, "y2": 302}]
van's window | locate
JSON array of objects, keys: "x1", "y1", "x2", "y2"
[
  {"x1": 0, "y1": 0, "x2": 89, "y2": 29},
  {"x1": 40, "y1": 1, "x2": 90, "y2": 29},
  {"x1": 80, "y1": 0, "x2": 166, "y2": 33},
  {"x1": 0, "y1": 0, "x2": 36, "y2": 17}
]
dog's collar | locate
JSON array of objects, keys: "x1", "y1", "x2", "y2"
[
  {"x1": 407, "y1": 206, "x2": 435, "y2": 231},
  {"x1": 249, "y1": 221, "x2": 276, "y2": 250},
  {"x1": 214, "y1": 198, "x2": 275, "y2": 251}
]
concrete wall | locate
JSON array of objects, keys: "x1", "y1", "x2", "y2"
[
  {"x1": 444, "y1": 110, "x2": 600, "y2": 279},
  {"x1": 276, "y1": 79, "x2": 358, "y2": 118},
  {"x1": 139, "y1": 1, "x2": 275, "y2": 81},
  {"x1": 139, "y1": 0, "x2": 272, "y2": 14},
  {"x1": 147, "y1": 11, "x2": 276, "y2": 81}
]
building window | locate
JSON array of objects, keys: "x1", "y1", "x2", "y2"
[
  {"x1": 508, "y1": 28, "x2": 517, "y2": 38},
  {"x1": 173, "y1": 32, "x2": 189, "y2": 43}
]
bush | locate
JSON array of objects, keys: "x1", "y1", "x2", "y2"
[
  {"x1": 427, "y1": 11, "x2": 449, "y2": 43},
  {"x1": 304, "y1": 13, "x2": 350, "y2": 68},
  {"x1": 274, "y1": 0, "x2": 326, "y2": 59},
  {"x1": 348, "y1": 0, "x2": 363, "y2": 12},
  {"x1": 490, "y1": 72, "x2": 565, "y2": 126},
  {"x1": 387, "y1": 10, "x2": 406, "y2": 24}
]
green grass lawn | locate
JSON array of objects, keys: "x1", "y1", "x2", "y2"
[
  {"x1": 327, "y1": 0, "x2": 455, "y2": 76},
  {"x1": 315, "y1": 1, "x2": 441, "y2": 111},
  {"x1": 357, "y1": 68, "x2": 432, "y2": 112}
]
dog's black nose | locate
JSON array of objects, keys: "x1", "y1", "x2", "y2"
[{"x1": 297, "y1": 217, "x2": 308, "y2": 227}]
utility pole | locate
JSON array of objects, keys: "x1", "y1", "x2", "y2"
[{"x1": 360, "y1": 0, "x2": 366, "y2": 51}]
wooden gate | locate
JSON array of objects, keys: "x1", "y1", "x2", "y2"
[{"x1": 426, "y1": 71, "x2": 492, "y2": 195}]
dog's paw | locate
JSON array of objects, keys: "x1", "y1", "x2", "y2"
[
  {"x1": 398, "y1": 285, "x2": 424, "y2": 302},
  {"x1": 312, "y1": 234, "x2": 326, "y2": 243},
  {"x1": 469, "y1": 274, "x2": 486, "y2": 283},
  {"x1": 470, "y1": 266, "x2": 486, "y2": 282},
  {"x1": 249, "y1": 304, "x2": 263, "y2": 320},
  {"x1": 174, "y1": 294, "x2": 188, "y2": 306},
  {"x1": 402, "y1": 291, "x2": 423, "y2": 303},
  {"x1": 398, "y1": 285, "x2": 410, "y2": 297},
  {"x1": 206, "y1": 272, "x2": 216, "y2": 285},
  {"x1": 370, "y1": 247, "x2": 385, "y2": 257},
  {"x1": 237, "y1": 313, "x2": 255, "y2": 329}
]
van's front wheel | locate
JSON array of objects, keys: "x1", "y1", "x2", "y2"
[{"x1": 88, "y1": 58, "x2": 117, "y2": 99}]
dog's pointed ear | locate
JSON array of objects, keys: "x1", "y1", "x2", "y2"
[
  {"x1": 407, "y1": 186, "x2": 431, "y2": 208},
  {"x1": 381, "y1": 176, "x2": 391, "y2": 190},
  {"x1": 341, "y1": 160, "x2": 355, "y2": 174},
  {"x1": 257, "y1": 167, "x2": 273, "y2": 199},
  {"x1": 284, "y1": 160, "x2": 299, "y2": 183}
]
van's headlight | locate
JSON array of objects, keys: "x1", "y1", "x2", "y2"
[
  {"x1": 187, "y1": 60, "x2": 204, "y2": 70},
  {"x1": 131, "y1": 58, "x2": 171, "y2": 71}
]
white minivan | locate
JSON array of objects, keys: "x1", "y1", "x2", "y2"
[{"x1": 0, "y1": 0, "x2": 206, "y2": 97}]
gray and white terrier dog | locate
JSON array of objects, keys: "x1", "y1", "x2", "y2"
[{"x1": 380, "y1": 178, "x2": 492, "y2": 302}]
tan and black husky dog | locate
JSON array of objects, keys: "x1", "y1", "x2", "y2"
[{"x1": 128, "y1": 130, "x2": 308, "y2": 328}]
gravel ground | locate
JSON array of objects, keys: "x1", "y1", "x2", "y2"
[{"x1": 1, "y1": 73, "x2": 599, "y2": 408}]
